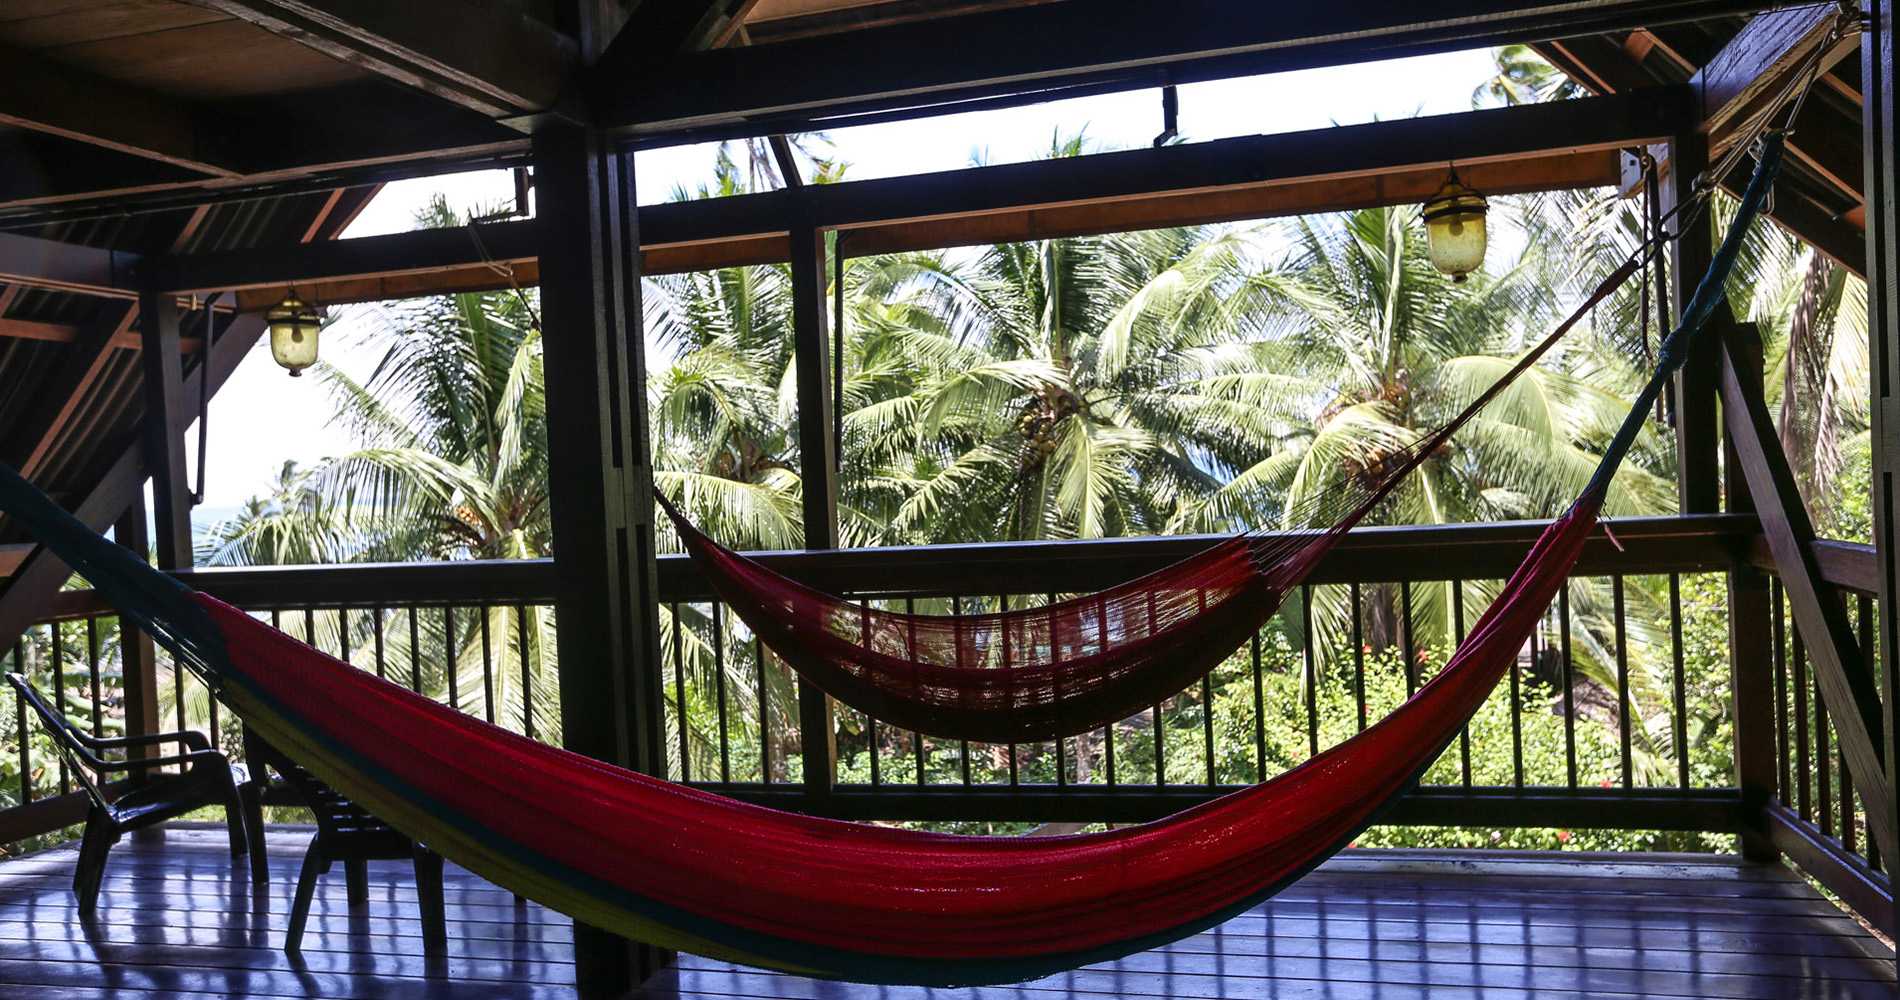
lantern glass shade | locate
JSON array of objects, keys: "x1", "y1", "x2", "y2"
[
  {"x1": 266, "y1": 294, "x2": 321, "y2": 376},
  {"x1": 1422, "y1": 175, "x2": 1488, "y2": 283}
]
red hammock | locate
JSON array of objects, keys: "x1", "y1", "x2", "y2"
[
  {"x1": 0, "y1": 452, "x2": 1591, "y2": 984},
  {"x1": 211, "y1": 495, "x2": 1597, "y2": 985},
  {"x1": 660, "y1": 262, "x2": 1637, "y2": 745}
]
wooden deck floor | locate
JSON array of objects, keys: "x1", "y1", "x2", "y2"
[{"x1": 0, "y1": 825, "x2": 1889, "y2": 999}]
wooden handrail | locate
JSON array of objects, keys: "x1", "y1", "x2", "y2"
[{"x1": 50, "y1": 513, "x2": 1761, "y2": 618}]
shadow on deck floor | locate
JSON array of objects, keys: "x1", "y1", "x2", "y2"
[{"x1": 0, "y1": 825, "x2": 1890, "y2": 999}]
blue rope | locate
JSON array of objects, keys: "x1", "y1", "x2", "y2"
[{"x1": 1583, "y1": 133, "x2": 1786, "y2": 500}]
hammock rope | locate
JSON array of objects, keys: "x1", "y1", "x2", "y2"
[
  {"x1": 0, "y1": 134, "x2": 1781, "y2": 988},
  {"x1": 659, "y1": 255, "x2": 1643, "y2": 743}
]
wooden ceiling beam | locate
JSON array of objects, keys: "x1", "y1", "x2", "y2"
[
  {"x1": 597, "y1": 0, "x2": 762, "y2": 67},
  {"x1": 188, "y1": 0, "x2": 578, "y2": 120},
  {"x1": 591, "y1": 0, "x2": 1764, "y2": 140},
  {"x1": 1695, "y1": 4, "x2": 1860, "y2": 158},
  {"x1": 0, "y1": 45, "x2": 236, "y2": 177},
  {"x1": 146, "y1": 88, "x2": 1685, "y2": 304},
  {"x1": 148, "y1": 89, "x2": 1687, "y2": 302},
  {"x1": 0, "y1": 231, "x2": 137, "y2": 301},
  {"x1": 213, "y1": 148, "x2": 1618, "y2": 303}
]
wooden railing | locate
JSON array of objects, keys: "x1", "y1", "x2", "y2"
[{"x1": 2, "y1": 513, "x2": 1889, "y2": 932}]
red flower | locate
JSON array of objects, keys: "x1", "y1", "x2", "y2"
[{"x1": 1557, "y1": 831, "x2": 1572, "y2": 843}]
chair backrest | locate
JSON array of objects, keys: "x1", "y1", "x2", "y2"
[
  {"x1": 244, "y1": 728, "x2": 397, "y2": 840},
  {"x1": 6, "y1": 673, "x2": 111, "y2": 810}
]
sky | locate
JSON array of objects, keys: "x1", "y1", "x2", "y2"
[{"x1": 187, "y1": 47, "x2": 1503, "y2": 523}]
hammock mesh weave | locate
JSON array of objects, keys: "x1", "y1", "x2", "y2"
[{"x1": 660, "y1": 259, "x2": 1640, "y2": 743}]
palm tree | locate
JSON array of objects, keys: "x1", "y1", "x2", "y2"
[
  {"x1": 873, "y1": 222, "x2": 1277, "y2": 543},
  {"x1": 1474, "y1": 44, "x2": 1586, "y2": 107},
  {"x1": 202, "y1": 195, "x2": 557, "y2": 739}
]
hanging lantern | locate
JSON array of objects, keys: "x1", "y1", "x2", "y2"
[
  {"x1": 266, "y1": 292, "x2": 321, "y2": 377},
  {"x1": 1421, "y1": 167, "x2": 1488, "y2": 283}
]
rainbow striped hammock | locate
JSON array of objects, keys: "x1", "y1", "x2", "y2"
[{"x1": 0, "y1": 136, "x2": 1778, "y2": 988}]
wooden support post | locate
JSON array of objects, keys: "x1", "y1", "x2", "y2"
[
  {"x1": 1720, "y1": 332, "x2": 1898, "y2": 867},
  {"x1": 114, "y1": 496, "x2": 161, "y2": 757},
  {"x1": 137, "y1": 288, "x2": 192, "y2": 570},
  {"x1": 1667, "y1": 133, "x2": 1721, "y2": 514},
  {"x1": 532, "y1": 123, "x2": 672, "y2": 996},
  {"x1": 1864, "y1": 0, "x2": 1900, "y2": 922},
  {"x1": 789, "y1": 214, "x2": 839, "y2": 798},
  {"x1": 1721, "y1": 318, "x2": 1778, "y2": 861}
]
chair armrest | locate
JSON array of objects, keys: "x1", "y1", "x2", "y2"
[
  {"x1": 95, "y1": 749, "x2": 228, "y2": 773},
  {"x1": 87, "y1": 729, "x2": 212, "y2": 752}
]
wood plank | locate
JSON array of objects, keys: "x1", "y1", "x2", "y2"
[
  {"x1": 0, "y1": 230, "x2": 137, "y2": 301},
  {"x1": 4, "y1": 834, "x2": 1892, "y2": 1000},
  {"x1": 1765, "y1": 803, "x2": 1896, "y2": 938},
  {"x1": 44, "y1": 19, "x2": 364, "y2": 102},
  {"x1": 0, "y1": 42, "x2": 234, "y2": 175},
  {"x1": 0, "y1": 0, "x2": 230, "y2": 50},
  {"x1": 189, "y1": 0, "x2": 576, "y2": 116}
]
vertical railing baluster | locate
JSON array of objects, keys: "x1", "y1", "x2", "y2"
[
  {"x1": 913, "y1": 597, "x2": 927, "y2": 786},
  {"x1": 16, "y1": 638, "x2": 32, "y2": 804},
  {"x1": 1815, "y1": 666, "x2": 1833, "y2": 837},
  {"x1": 1094, "y1": 595, "x2": 1107, "y2": 788},
  {"x1": 408, "y1": 607, "x2": 423, "y2": 694},
  {"x1": 1840, "y1": 728, "x2": 1856, "y2": 854},
  {"x1": 1614, "y1": 576, "x2": 1631, "y2": 789},
  {"x1": 52, "y1": 622, "x2": 67, "y2": 792},
  {"x1": 481, "y1": 606, "x2": 496, "y2": 724},
  {"x1": 1773, "y1": 581, "x2": 1789, "y2": 802},
  {"x1": 997, "y1": 593, "x2": 1016, "y2": 786},
  {"x1": 443, "y1": 606, "x2": 459, "y2": 712},
  {"x1": 338, "y1": 607, "x2": 351, "y2": 669},
  {"x1": 671, "y1": 603, "x2": 689, "y2": 783},
  {"x1": 519, "y1": 606, "x2": 534, "y2": 740},
  {"x1": 1046, "y1": 593, "x2": 1063, "y2": 788},
  {"x1": 1671, "y1": 574, "x2": 1688, "y2": 789},
  {"x1": 1455, "y1": 581, "x2": 1471, "y2": 787},
  {"x1": 713, "y1": 603, "x2": 730, "y2": 785},
  {"x1": 956, "y1": 596, "x2": 973, "y2": 787},
  {"x1": 1251, "y1": 632, "x2": 1266, "y2": 782},
  {"x1": 373, "y1": 606, "x2": 388, "y2": 680},
  {"x1": 86, "y1": 618, "x2": 102, "y2": 740},
  {"x1": 1858, "y1": 592, "x2": 1875, "y2": 861},
  {"x1": 1793, "y1": 626, "x2": 1811, "y2": 820},
  {"x1": 1350, "y1": 582, "x2": 1365, "y2": 732},
  {"x1": 1510, "y1": 619, "x2": 1525, "y2": 789},
  {"x1": 866, "y1": 598, "x2": 880, "y2": 786},
  {"x1": 1302, "y1": 585, "x2": 1317, "y2": 760},
  {"x1": 756, "y1": 637, "x2": 770, "y2": 784},
  {"x1": 1400, "y1": 580, "x2": 1416, "y2": 697},
  {"x1": 1560, "y1": 586, "x2": 1576, "y2": 788},
  {"x1": 1201, "y1": 669, "x2": 1216, "y2": 787}
]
